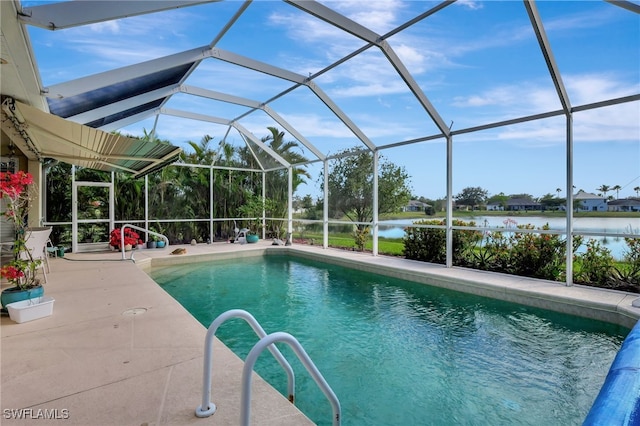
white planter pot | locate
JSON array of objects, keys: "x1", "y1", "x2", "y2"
[{"x1": 6, "y1": 296, "x2": 55, "y2": 323}]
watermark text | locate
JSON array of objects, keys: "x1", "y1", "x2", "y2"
[{"x1": 3, "y1": 408, "x2": 69, "y2": 420}]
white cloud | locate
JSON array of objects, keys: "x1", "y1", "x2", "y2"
[
  {"x1": 278, "y1": 113, "x2": 354, "y2": 139},
  {"x1": 565, "y1": 73, "x2": 633, "y2": 105},
  {"x1": 456, "y1": 0, "x2": 484, "y2": 11},
  {"x1": 331, "y1": 80, "x2": 408, "y2": 97},
  {"x1": 393, "y1": 43, "x2": 427, "y2": 72},
  {"x1": 452, "y1": 73, "x2": 637, "y2": 113},
  {"x1": 49, "y1": 12, "x2": 196, "y2": 69},
  {"x1": 89, "y1": 20, "x2": 120, "y2": 34},
  {"x1": 321, "y1": 0, "x2": 405, "y2": 33},
  {"x1": 64, "y1": 38, "x2": 176, "y2": 66},
  {"x1": 449, "y1": 73, "x2": 639, "y2": 145},
  {"x1": 452, "y1": 85, "x2": 545, "y2": 109},
  {"x1": 268, "y1": 10, "x2": 362, "y2": 57},
  {"x1": 543, "y1": 7, "x2": 618, "y2": 33},
  {"x1": 268, "y1": 1, "x2": 412, "y2": 97}
]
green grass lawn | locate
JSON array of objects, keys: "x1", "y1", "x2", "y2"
[{"x1": 295, "y1": 231, "x2": 405, "y2": 256}]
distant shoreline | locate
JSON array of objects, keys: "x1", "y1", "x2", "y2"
[{"x1": 383, "y1": 210, "x2": 640, "y2": 220}]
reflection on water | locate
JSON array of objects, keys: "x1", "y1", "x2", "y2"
[
  {"x1": 153, "y1": 256, "x2": 628, "y2": 426},
  {"x1": 377, "y1": 216, "x2": 640, "y2": 260}
]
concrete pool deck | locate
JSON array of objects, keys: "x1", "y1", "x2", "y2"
[
  {"x1": 1, "y1": 242, "x2": 314, "y2": 426},
  {"x1": 2, "y1": 241, "x2": 639, "y2": 425}
]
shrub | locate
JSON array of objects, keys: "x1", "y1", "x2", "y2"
[
  {"x1": 610, "y1": 237, "x2": 640, "y2": 292},
  {"x1": 354, "y1": 226, "x2": 369, "y2": 252},
  {"x1": 507, "y1": 224, "x2": 567, "y2": 280},
  {"x1": 403, "y1": 220, "x2": 446, "y2": 263},
  {"x1": 452, "y1": 220, "x2": 483, "y2": 265},
  {"x1": 465, "y1": 230, "x2": 511, "y2": 272},
  {"x1": 463, "y1": 224, "x2": 569, "y2": 281},
  {"x1": 402, "y1": 220, "x2": 639, "y2": 293},
  {"x1": 403, "y1": 219, "x2": 481, "y2": 264},
  {"x1": 574, "y1": 239, "x2": 615, "y2": 286}
]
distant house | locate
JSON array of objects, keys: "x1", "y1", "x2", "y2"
[
  {"x1": 486, "y1": 202, "x2": 504, "y2": 211},
  {"x1": 607, "y1": 198, "x2": 640, "y2": 212},
  {"x1": 574, "y1": 190, "x2": 607, "y2": 212},
  {"x1": 505, "y1": 198, "x2": 542, "y2": 211},
  {"x1": 404, "y1": 200, "x2": 430, "y2": 212}
]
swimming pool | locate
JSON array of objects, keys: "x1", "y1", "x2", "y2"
[{"x1": 151, "y1": 255, "x2": 629, "y2": 425}]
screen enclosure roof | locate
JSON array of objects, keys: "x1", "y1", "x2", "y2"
[{"x1": 0, "y1": 0, "x2": 638, "y2": 174}]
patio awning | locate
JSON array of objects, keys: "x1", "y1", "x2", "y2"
[{"x1": 1, "y1": 98, "x2": 181, "y2": 178}]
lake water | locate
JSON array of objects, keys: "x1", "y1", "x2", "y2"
[{"x1": 377, "y1": 216, "x2": 640, "y2": 260}]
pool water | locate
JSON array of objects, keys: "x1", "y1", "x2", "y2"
[{"x1": 151, "y1": 255, "x2": 628, "y2": 426}]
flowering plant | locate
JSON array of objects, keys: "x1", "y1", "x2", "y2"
[
  {"x1": 109, "y1": 228, "x2": 140, "y2": 248},
  {"x1": 0, "y1": 171, "x2": 42, "y2": 290}
]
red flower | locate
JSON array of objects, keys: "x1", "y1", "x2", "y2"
[
  {"x1": 1, "y1": 265, "x2": 25, "y2": 280},
  {"x1": 109, "y1": 228, "x2": 140, "y2": 247},
  {"x1": 0, "y1": 171, "x2": 33, "y2": 200}
]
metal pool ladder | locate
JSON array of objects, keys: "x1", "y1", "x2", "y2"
[{"x1": 195, "y1": 309, "x2": 341, "y2": 426}]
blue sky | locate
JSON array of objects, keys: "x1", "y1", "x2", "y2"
[{"x1": 24, "y1": 0, "x2": 640, "y2": 200}]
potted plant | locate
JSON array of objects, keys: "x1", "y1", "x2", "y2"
[
  {"x1": 237, "y1": 195, "x2": 277, "y2": 244},
  {"x1": 109, "y1": 227, "x2": 140, "y2": 251},
  {"x1": 149, "y1": 225, "x2": 166, "y2": 248},
  {"x1": 0, "y1": 171, "x2": 45, "y2": 309},
  {"x1": 246, "y1": 217, "x2": 261, "y2": 243},
  {"x1": 147, "y1": 236, "x2": 157, "y2": 249}
]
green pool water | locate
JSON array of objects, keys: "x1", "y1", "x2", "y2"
[{"x1": 151, "y1": 255, "x2": 628, "y2": 426}]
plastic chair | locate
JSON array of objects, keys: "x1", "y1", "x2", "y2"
[
  {"x1": 20, "y1": 227, "x2": 52, "y2": 283},
  {"x1": 45, "y1": 238, "x2": 58, "y2": 271}
]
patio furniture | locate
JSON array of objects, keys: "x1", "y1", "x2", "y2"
[{"x1": 21, "y1": 227, "x2": 53, "y2": 283}]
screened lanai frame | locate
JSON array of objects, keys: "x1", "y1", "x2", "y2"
[{"x1": 3, "y1": 0, "x2": 638, "y2": 286}]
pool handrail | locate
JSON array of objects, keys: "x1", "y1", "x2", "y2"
[
  {"x1": 195, "y1": 309, "x2": 296, "y2": 418},
  {"x1": 241, "y1": 331, "x2": 341, "y2": 426},
  {"x1": 120, "y1": 224, "x2": 168, "y2": 261}
]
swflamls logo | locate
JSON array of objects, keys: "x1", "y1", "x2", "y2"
[{"x1": 3, "y1": 408, "x2": 70, "y2": 420}]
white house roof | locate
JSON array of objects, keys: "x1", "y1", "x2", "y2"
[{"x1": 574, "y1": 191, "x2": 606, "y2": 200}]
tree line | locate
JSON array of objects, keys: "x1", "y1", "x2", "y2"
[
  {"x1": 44, "y1": 130, "x2": 412, "y2": 248},
  {"x1": 405, "y1": 185, "x2": 640, "y2": 213},
  {"x1": 46, "y1": 128, "x2": 312, "y2": 245}
]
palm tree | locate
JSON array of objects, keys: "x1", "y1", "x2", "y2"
[
  {"x1": 114, "y1": 172, "x2": 145, "y2": 221},
  {"x1": 596, "y1": 185, "x2": 611, "y2": 198},
  {"x1": 634, "y1": 186, "x2": 640, "y2": 197},
  {"x1": 262, "y1": 127, "x2": 310, "y2": 188},
  {"x1": 555, "y1": 187, "x2": 561, "y2": 198},
  {"x1": 177, "y1": 135, "x2": 219, "y2": 241},
  {"x1": 611, "y1": 184, "x2": 622, "y2": 199},
  {"x1": 147, "y1": 156, "x2": 181, "y2": 239},
  {"x1": 183, "y1": 135, "x2": 217, "y2": 164},
  {"x1": 234, "y1": 127, "x2": 310, "y2": 235},
  {"x1": 216, "y1": 141, "x2": 241, "y2": 223}
]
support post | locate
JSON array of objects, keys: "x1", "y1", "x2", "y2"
[
  {"x1": 565, "y1": 114, "x2": 574, "y2": 286},
  {"x1": 372, "y1": 150, "x2": 379, "y2": 256},
  {"x1": 445, "y1": 134, "x2": 453, "y2": 268}
]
